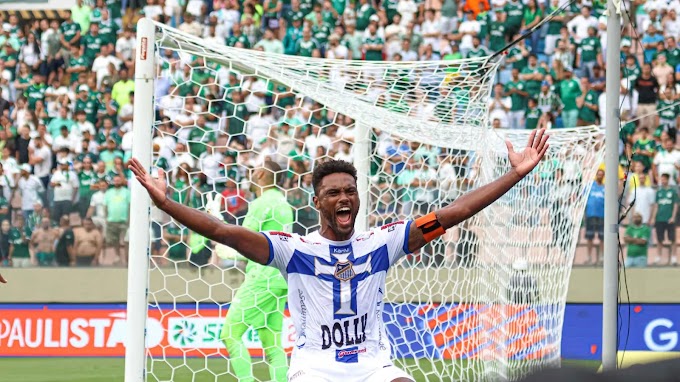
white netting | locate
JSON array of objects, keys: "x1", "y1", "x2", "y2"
[{"x1": 139, "y1": 20, "x2": 605, "y2": 382}]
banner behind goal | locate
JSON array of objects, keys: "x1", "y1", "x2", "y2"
[{"x1": 125, "y1": 18, "x2": 605, "y2": 382}]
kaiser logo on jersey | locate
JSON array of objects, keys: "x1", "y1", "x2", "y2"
[{"x1": 331, "y1": 245, "x2": 351, "y2": 255}]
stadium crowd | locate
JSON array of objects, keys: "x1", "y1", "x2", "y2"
[{"x1": 0, "y1": 0, "x2": 676, "y2": 268}]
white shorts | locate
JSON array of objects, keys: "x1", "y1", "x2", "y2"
[{"x1": 288, "y1": 364, "x2": 414, "y2": 382}]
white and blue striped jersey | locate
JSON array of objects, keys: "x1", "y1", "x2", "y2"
[{"x1": 261, "y1": 220, "x2": 413, "y2": 370}]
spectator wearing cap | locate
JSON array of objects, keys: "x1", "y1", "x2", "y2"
[
  {"x1": 75, "y1": 86, "x2": 98, "y2": 125},
  {"x1": 50, "y1": 159, "x2": 78, "y2": 224},
  {"x1": 15, "y1": 164, "x2": 44, "y2": 221},
  {"x1": 559, "y1": 68, "x2": 581, "y2": 128}
]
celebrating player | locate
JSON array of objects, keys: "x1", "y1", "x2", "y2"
[
  {"x1": 218, "y1": 161, "x2": 293, "y2": 382},
  {"x1": 129, "y1": 128, "x2": 549, "y2": 382}
]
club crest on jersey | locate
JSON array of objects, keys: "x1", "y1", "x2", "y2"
[{"x1": 334, "y1": 261, "x2": 356, "y2": 282}]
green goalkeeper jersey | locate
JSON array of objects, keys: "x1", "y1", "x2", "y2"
[{"x1": 242, "y1": 188, "x2": 295, "y2": 290}]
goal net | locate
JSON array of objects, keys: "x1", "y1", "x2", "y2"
[{"x1": 126, "y1": 18, "x2": 605, "y2": 382}]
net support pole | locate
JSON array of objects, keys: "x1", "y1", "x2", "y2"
[
  {"x1": 355, "y1": 121, "x2": 370, "y2": 232},
  {"x1": 124, "y1": 17, "x2": 156, "y2": 382},
  {"x1": 602, "y1": 1, "x2": 621, "y2": 372}
]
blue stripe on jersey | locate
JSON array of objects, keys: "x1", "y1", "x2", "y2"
[
  {"x1": 262, "y1": 233, "x2": 275, "y2": 266},
  {"x1": 403, "y1": 220, "x2": 413, "y2": 255},
  {"x1": 287, "y1": 244, "x2": 390, "y2": 320}
]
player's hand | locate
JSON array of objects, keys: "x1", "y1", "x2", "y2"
[
  {"x1": 128, "y1": 158, "x2": 168, "y2": 208},
  {"x1": 0, "y1": 272, "x2": 6, "y2": 283},
  {"x1": 506, "y1": 128, "x2": 549, "y2": 178},
  {"x1": 205, "y1": 193, "x2": 224, "y2": 221}
]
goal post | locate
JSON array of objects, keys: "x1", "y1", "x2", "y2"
[
  {"x1": 125, "y1": 18, "x2": 605, "y2": 382},
  {"x1": 124, "y1": 17, "x2": 156, "y2": 382}
]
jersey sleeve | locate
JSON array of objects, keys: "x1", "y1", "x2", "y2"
[
  {"x1": 261, "y1": 230, "x2": 296, "y2": 274},
  {"x1": 376, "y1": 220, "x2": 414, "y2": 266}
]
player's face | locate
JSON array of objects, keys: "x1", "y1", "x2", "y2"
[{"x1": 314, "y1": 173, "x2": 360, "y2": 239}]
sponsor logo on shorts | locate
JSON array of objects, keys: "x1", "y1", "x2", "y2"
[{"x1": 336, "y1": 347, "x2": 366, "y2": 358}]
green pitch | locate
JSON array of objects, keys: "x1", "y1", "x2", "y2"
[{"x1": 0, "y1": 358, "x2": 600, "y2": 382}]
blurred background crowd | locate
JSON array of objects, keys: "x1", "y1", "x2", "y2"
[{"x1": 0, "y1": 0, "x2": 676, "y2": 268}]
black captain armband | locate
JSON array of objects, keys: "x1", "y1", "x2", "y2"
[{"x1": 415, "y1": 212, "x2": 446, "y2": 243}]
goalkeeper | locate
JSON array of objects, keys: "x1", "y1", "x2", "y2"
[{"x1": 219, "y1": 160, "x2": 293, "y2": 382}]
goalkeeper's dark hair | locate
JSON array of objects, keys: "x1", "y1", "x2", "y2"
[{"x1": 312, "y1": 160, "x2": 358, "y2": 195}]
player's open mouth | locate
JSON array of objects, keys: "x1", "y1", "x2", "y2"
[{"x1": 336, "y1": 207, "x2": 352, "y2": 225}]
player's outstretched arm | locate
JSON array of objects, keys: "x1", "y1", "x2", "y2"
[
  {"x1": 407, "y1": 128, "x2": 550, "y2": 253},
  {"x1": 128, "y1": 158, "x2": 271, "y2": 265}
]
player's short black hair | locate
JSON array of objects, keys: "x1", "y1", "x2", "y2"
[{"x1": 312, "y1": 160, "x2": 357, "y2": 195}]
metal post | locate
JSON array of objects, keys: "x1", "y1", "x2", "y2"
[
  {"x1": 124, "y1": 18, "x2": 155, "y2": 382},
  {"x1": 602, "y1": 1, "x2": 621, "y2": 372}
]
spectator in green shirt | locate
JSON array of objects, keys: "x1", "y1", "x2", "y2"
[
  {"x1": 632, "y1": 127, "x2": 656, "y2": 171},
  {"x1": 577, "y1": 77, "x2": 599, "y2": 126},
  {"x1": 519, "y1": 55, "x2": 546, "y2": 98},
  {"x1": 576, "y1": 27, "x2": 603, "y2": 79},
  {"x1": 104, "y1": 175, "x2": 131, "y2": 266},
  {"x1": 624, "y1": 212, "x2": 651, "y2": 267},
  {"x1": 650, "y1": 173, "x2": 679, "y2": 265},
  {"x1": 559, "y1": 69, "x2": 582, "y2": 128},
  {"x1": 525, "y1": 98, "x2": 541, "y2": 129},
  {"x1": 505, "y1": 68, "x2": 529, "y2": 129},
  {"x1": 363, "y1": 23, "x2": 384, "y2": 61},
  {"x1": 8, "y1": 215, "x2": 32, "y2": 267},
  {"x1": 71, "y1": 0, "x2": 92, "y2": 34}
]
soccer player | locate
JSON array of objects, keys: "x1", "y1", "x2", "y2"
[
  {"x1": 129, "y1": 129, "x2": 549, "y2": 381},
  {"x1": 219, "y1": 161, "x2": 293, "y2": 382}
]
